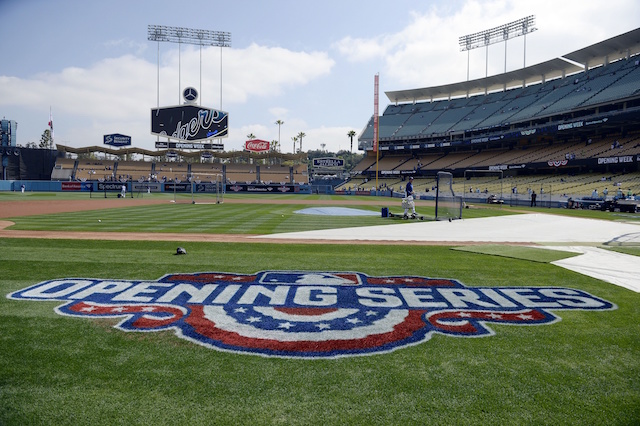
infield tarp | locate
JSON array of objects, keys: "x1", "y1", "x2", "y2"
[
  {"x1": 261, "y1": 214, "x2": 640, "y2": 243},
  {"x1": 294, "y1": 207, "x2": 379, "y2": 216},
  {"x1": 258, "y1": 213, "x2": 640, "y2": 292}
]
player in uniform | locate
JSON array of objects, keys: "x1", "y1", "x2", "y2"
[{"x1": 403, "y1": 177, "x2": 417, "y2": 219}]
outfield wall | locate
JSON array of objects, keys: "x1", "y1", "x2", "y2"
[
  {"x1": 0, "y1": 180, "x2": 311, "y2": 194},
  {"x1": 0, "y1": 179, "x2": 614, "y2": 210}
]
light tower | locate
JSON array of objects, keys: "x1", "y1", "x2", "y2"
[
  {"x1": 459, "y1": 16, "x2": 537, "y2": 81},
  {"x1": 147, "y1": 25, "x2": 231, "y2": 109}
]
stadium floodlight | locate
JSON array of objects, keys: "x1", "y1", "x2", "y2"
[
  {"x1": 147, "y1": 25, "x2": 231, "y2": 47},
  {"x1": 459, "y1": 16, "x2": 537, "y2": 80},
  {"x1": 458, "y1": 16, "x2": 536, "y2": 51},
  {"x1": 148, "y1": 25, "x2": 231, "y2": 108}
]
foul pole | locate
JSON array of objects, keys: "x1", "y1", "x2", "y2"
[{"x1": 374, "y1": 74, "x2": 379, "y2": 191}]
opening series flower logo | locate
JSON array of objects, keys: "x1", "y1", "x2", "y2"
[{"x1": 8, "y1": 271, "x2": 615, "y2": 359}]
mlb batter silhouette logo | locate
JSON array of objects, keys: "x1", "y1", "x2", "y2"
[{"x1": 8, "y1": 271, "x2": 615, "y2": 358}]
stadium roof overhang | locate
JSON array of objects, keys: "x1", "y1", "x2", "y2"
[
  {"x1": 564, "y1": 27, "x2": 640, "y2": 68},
  {"x1": 55, "y1": 145, "x2": 308, "y2": 161},
  {"x1": 386, "y1": 27, "x2": 640, "y2": 104},
  {"x1": 386, "y1": 59, "x2": 582, "y2": 103}
]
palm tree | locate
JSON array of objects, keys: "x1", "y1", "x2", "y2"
[
  {"x1": 247, "y1": 133, "x2": 256, "y2": 140},
  {"x1": 291, "y1": 136, "x2": 298, "y2": 153},
  {"x1": 39, "y1": 129, "x2": 53, "y2": 149},
  {"x1": 347, "y1": 130, "x2": 356, "y2": 153},
  {"x1": 275, "y1": 120, "x2": 284, "y2": 153},
  {"x1": 296, "y1": 131, "x2": 306, "y2": 152},
  {"x1": 269, "y1": 140, "x2": 279, "y2": 165}
]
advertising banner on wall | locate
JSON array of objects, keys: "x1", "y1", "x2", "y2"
[
  {"x1": 227, "y1": 183, "x2": 299, "y2": 193},
  {"x1": 154, "y1": 141, "x2": 224, "y2": 150},
  {"x1": 61, "y1": 182, "x2": 82, "y2": 191}
]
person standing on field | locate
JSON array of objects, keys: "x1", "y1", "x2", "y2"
[{"x1": 403, "y1": 177, "x2": 417, "y2": 218}]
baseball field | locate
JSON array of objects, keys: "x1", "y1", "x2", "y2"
[{"x1": 1, "y1": 191, "x2": 639, "y2": 425}]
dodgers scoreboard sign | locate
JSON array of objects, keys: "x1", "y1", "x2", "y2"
[
  {"x1": 8, "y1": 271, "x2": 614, "y2": 359},
  {"x1": 151, "y1": 105, "x2": 228, "y2": 142}
]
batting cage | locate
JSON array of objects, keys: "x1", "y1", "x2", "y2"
[
  {"x1": 435, "y1": 171, "x2": 463, "y2": 221},
  {"x1": 189, "y1": 172, "x2": 224, "y2": 204}
]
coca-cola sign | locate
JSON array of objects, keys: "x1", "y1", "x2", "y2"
[{"x1": 245, "y1": 139, "x2": 270, "y2": 152}]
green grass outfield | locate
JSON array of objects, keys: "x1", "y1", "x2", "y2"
[
  {"x1": 0, "y1": 191, "x2": 516, "y2": 234},
  {"x1": 1, "y1": 193, "x2": 639, "y2": 425}
]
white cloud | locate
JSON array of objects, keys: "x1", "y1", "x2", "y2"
[
  {"x1": 335, "y1": 0, "x2": 640, "y2": 89},
  {"x1": 166, "y1": 43, "x2": 335, "y2": 106},
  {"x1": 0, "y1": 43, "x2": 335, "y2": 151}
]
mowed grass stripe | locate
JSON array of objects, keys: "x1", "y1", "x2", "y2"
[{"x1": 6, "y1": 202, "x2": 398, "y2": 234}]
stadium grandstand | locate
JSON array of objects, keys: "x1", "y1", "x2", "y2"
[
  {"x1": 47, "y1": 147, "x2": 309, "y2": 186},
  {"x1": 1, "y1": 28, "x2": 639, "y2": 205},
  {"x1": 340, "y1": 28, "x2": 640, "y2": 204}
]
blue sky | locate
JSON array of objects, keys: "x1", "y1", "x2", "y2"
[{"x1": 1, "y1": 0, "x2": 638, "y2": 154}]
